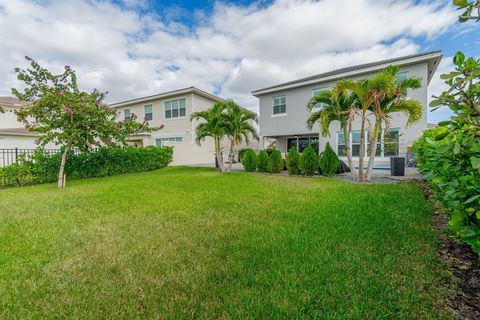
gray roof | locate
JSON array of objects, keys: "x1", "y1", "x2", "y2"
[
  {"x1": 252, "y1": 51, "x2": 442, "y2": 94},
  {"x1": 0, "y1": 96, "x2": 21, "y2": 106}
]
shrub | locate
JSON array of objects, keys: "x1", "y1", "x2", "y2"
[
  {"x1": 319, "y1": 143, "x2": 339, "y2": 176},
  {"x1": 256, "y1": 150, "x2": 269, "y2": 173},
  {"x1": 238, "y1": 148, "x2": 253, "y2": 162},
  {"x1": 286, "y1": 147, "x2": 301, "y2": 175},
  {"x1": 242, "y1": 149, "x2": 257, "y2": 172},
  {"x1": 300, "y1": 146, "x2": 318, "y2": 176},
  {"x1": 268, "y1": 149, "x2": 284, "y2": 173},
  {"x1": 0, "y1": 146, "x2": 173, "y2": 187}
]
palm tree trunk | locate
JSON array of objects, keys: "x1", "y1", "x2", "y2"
[
  {"x1": 365, "y1": 120, "x2": 381, "y2": 181},
  {"x1": 215, "y1": 137, "x2": 225, "y2": 172},
  {"x1": 57, "y1": 144, "x2": 70, "y2": 188},
  {"x1": 343, "y1": 126, "x2": 356, "y2": 180},
  {"x1": 227, "y1": 137, "x2": 237, "y2": 172},
  {"x1": 358, "y1": 111, "x2": 366, "y2": 182}
]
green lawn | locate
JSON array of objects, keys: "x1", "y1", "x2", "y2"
[{"x1": 0, "y1": 167, "x2": 448, "y2": 318}]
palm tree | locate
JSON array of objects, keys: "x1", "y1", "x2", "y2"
[
  {"x1": 190, "y1": 102, "x2": 228, "y2": 172},
  {"x1": 306, "y1": 90, "x2": 358, "y2": 180},
  {"x1": 334, "y1": 67, "x2": 399, "y2": 182},
  {"x1": 223, "y1": 100, "x2": 259, "y2": 172},
  {"x1": 364, "y1": 67, "x2": 422, "y2": 180}
]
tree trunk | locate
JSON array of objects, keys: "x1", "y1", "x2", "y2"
[
  {"x1": 358, "y1": 111, "x2": 366, "y2": 182},
  {"x1": 365, "y1": 120, "x2": 381, "y2": 181},
  {"x1": 343, "y1": 126, "x2": 356, "y2": 180},
  {"x1": 215, "y1": 137, "x2": 225, "y2": 172},
  {"x1": 57, "y1": 144, "x2": 70, "y2": 188},
  {"x1": 227, "y1": 137, "x2": 237, "y2": 172}
]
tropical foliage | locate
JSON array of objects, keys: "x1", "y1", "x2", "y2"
[
  {"x1": 454, "y1": 0, "x2": 480, "y2": 22},
  {"x1": 241, "y1": 149, "x2": 257, "y2": 172},
  {"x1": 285, "y1": 147, "x2": 301, "y2": 175},
  {"x1": 415, "y1": 52, "x2": 480, "y2": 254},
  {"x1": 333, "y1": 65, "x2": 422, "y2": 181},
  {"x1": 12, "y1": 57, "x2": 155, "y2": 188},
  {"x1": 307, "y1": 90, "x2": 357, "y2": 179},
  {"x1": 319, "y1": 142, "x2": 339, "y2": 176},
  {"x1": 191, "y1": 100, "x2": 258, "y2": 173},
  {"x1": 0, "y1": 146, "x2": 173, "y2": 187},
  {"x1": 300, "y1": 146, "x2": 318, "y2": 176},
  {"x1": 268, "y1": 149, "x2": 284, "y2": 173}
]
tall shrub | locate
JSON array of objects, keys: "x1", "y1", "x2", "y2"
[
  {"x1": 300, "y1": 146, "x2": 318, "y2": 176},
  {"x1": 415, "y1": 52, "x2": 480, "y2": 254},
  {"x1": 242, "y1": 149, "x2": 257, "y2": 172},
  {"x1": 319, "y1": 143, "x2": 340, "y2": 176},
  {"x1": 286, "y1": 147, "x2": 301, "y2": 175},
  {"x1": 268, "y1": 149, "x2": 284, "y2": 173},
  {"x1": 256, "y1": 150, "x2": 269, "y2": 173}
]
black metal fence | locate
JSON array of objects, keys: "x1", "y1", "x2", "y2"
[{"x1": 0, "y1": 148, "x2": 61, "y2": 167}]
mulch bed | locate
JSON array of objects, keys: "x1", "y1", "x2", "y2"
[{"x1": 417, "y1": 181, "x2": 480, "y2": 319}]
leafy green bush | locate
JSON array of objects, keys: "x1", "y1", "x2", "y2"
[
  {"x1": 319, "y1": 143, "x2": 339, "y2": 176},
  {"x1": 300, "y1": 146, "x2": 318, "y2": 176},
  {"x1": 241, "y1": 149, "x2": 257, "y2": 172},
  {"x1": 268, "y1": 149, "x2": 284, "y2": 173},
  {"x1": 0, "y1": 146, "x2": 173, "y2": 187},
  {"x1": 415, "y1": 52, "x2": 480, "y2": 254},
  {"x1": 286, "y1": 147, "x2": 301, "y2": 175},
  {"x1": 256, "y1": 150, "x2": 269, "y2": 173},
  {"x1": 238, "y1": 148, "x2": 252, "y2": 162}
]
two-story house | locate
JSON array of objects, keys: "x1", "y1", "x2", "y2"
[
  {"x1": 110, "y1": 86, "x2": 228, "y2": 166},
  {"x1": 252, "y1": 51, "x2": 443, "y2": 167}
]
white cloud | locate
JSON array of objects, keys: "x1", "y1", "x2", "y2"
[{"x1": 0, "y1": 0, "x2": 458, "y2": 118}]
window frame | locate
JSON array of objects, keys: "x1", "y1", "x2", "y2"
[
  {"x1": 144, "y1": 104, "x2": 153, "y2": 121},
  {"x1": 272, "y1": 95, "x2": 286, "y2": 115},
  {"x1": 164, "y1": 98, "x2": 187, "y2": 120},
  {"x1": 336, "y1": 128, "x2": 400, "y2": 158},
  {"x1": 155, "y1": 137, "x2": 183, "y2": 147},
  {"x1": 124, "y1": 108, "x2": 131, "y2": 122}
]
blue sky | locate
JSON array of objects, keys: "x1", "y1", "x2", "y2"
[{"x1": 0, "y1": 0, "x2": 478, "y2": 123}]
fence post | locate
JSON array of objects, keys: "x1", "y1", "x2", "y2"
[{"x1": 15, "y1": 147, "x2": 18, "y2": 163}]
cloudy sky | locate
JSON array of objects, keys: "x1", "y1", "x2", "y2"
[{"x1": 0, "y1": 0, "x2": 479, "y2": 123}]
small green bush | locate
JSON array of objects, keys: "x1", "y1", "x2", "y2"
[
  {"x1": 268, "y1": 149, "x2": 284, "y2": 173},
  {"x1": 256, "y1": 150, "x2": 269, "y2": 173},
  {"x1": 238, "y1": 148, "x2": 252, "y2": 162},
  {"x1": 319, "y1": 143, "x2": 339, "y2": 176},
  {"x1": 286, "y1": 147, "x2": 301, "y2": 175},
  {"x1": 242, "y1": 149, "x2": 257, "y2": 172},
  {"x1": 300, "y1": 146, "x2": 318, "y2": 176},
  {"x1": 0, "y1": 146, "x2": 173, "y2": 187}
]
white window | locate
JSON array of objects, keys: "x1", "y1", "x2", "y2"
[
  {"x1": 155, "y1": 137, "x2": 183, "y2": 146},
  {"x1": 336, "y1": 128, "x2": 400, "y2": 157},
  {"x1": 272, "y1": 96, "x2": 286, "y2": 115},
  {"x1": 165, "y1": 98, "x2": 186, "y2": 119},
  {"x1": 124, "y1": 108, "x2": 131, "y2": 122},
  {"x1": 144, "y1": 104, "x2": 153, "y2": 121},
  {"x1": 311, "y1": 86, "x2": 330, "y2": 110},
  {"x1": 396, "y1": 71, "x2": 409, "y2": 81}
]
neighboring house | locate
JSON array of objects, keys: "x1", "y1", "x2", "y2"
[
  {"x1": 0, "y1": 96, "x2": 44, "y2": 149},
  {"x1": 110, "y1": 86, "x2": 258, "y2": 166},
  {"x1": 252, "y1": 51, "x2": 443, "y2": 167}
]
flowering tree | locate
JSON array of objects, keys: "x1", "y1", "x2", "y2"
[{"x1": 13, "y1": 57, "x2": 159, "y2": 188}]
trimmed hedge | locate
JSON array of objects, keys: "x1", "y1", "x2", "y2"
[
  {"x1": 242, "y1": 149, "x2": 257, "y2": 172},
  {"x1": 256, "y1": 150, "x2": 269, "y2": 173},
  {"x1": 268, "y1": 149, "x2": 284, "y2": 173},
  {"x1": 286, "y1": 147, "x2": 301, "y2": 175},
  {"x1": 0, "y1": 146, "x2": 173, "y2": 187},
  {"x1": 300, "y1": 146, "x2": 318, "y2": 176},
  {"x1": 319, "y1": 142, "x2": 339, "y2": 176}
]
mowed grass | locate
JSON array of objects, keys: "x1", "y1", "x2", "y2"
[{"x1": 0, "y1": 167, "x2": 448, "y2": 318}]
